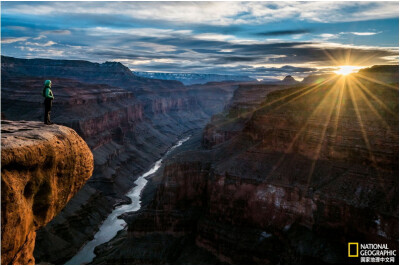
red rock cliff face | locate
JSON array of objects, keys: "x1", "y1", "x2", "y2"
[
  {"x1": 1, "y1": 120, "x2": 93, "y2": 265},
  {"x1": 98, "y1": 71, "x2": 398, "y2": 264}
]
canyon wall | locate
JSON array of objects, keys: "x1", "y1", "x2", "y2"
[
  {"x1": 1, "y1": 56, "x2": 239, "y2": 263},
  {"x1": 203, "y1": 83, "x2": 287, "y2": 148},
  {"x1": 92, "y1": 69, "x2": 398, "y2": 264},
  {"x1": 1, "y1": 120, "x2": 93, "y2": 265}
]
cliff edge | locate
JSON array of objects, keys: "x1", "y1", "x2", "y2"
[{"x1": 1, "y1": 120, "x2": 94, "y2": 265}]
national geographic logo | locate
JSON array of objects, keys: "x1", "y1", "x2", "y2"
[
  {"x1": 348, "y1": 243, "x2": 359, "y2": 257},
  {"x1": 348, "y1": 242, "x2": 397, "y2": 263}
]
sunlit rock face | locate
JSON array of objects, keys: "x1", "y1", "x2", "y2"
[
  {"x1": 94, "y1": 67, "x2": 398, "y2": 264},
  {"x1": 1, "y1": 120, "x2": 93, "y2": 265}
]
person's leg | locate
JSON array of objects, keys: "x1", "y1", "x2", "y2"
[
  {"x1": 44, "y1": 99, "x2": 49, "y2": 124},
  {"x1": 48, "y1": 99, "x2": 52, "y2": 123},
  {"x1": 44, "y1": 99, "x2": 52, "y2": 124}
]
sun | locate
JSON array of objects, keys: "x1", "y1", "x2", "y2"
[{"x1": 334, "y1": 65, "x2": 360, "y2": 76}]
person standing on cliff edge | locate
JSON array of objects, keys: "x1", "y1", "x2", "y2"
[{"x1": 42, "y1": 80, "x2": 54, "y2": 125}]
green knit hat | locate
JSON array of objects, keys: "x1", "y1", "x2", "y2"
[{"x1": 44, "y1": 80, "x2": 52, "y2": 87}]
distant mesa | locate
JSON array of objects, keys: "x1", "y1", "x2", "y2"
[{"x1": 281, "y1": 75, "x2": 298, "y2": 85}]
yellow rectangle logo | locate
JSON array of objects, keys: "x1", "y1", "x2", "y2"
[{"x1": 348, "y1": 242, "x2": 359, "y2": 257}]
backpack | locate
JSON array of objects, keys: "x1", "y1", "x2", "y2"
[{"x1": 42, "y1": 87, "x2": 46, "y2": 97}]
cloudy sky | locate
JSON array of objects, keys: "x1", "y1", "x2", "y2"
[{"x1": 2, "y1": 1, "x2": 399, "y2": 79}]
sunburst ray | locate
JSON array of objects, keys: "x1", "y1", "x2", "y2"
[
  {"x1": 347, "y1": 77, "x2": 389, "y2": 199},
  {"x1": 265, "y1": 78, "x2": 339, "y2": 182},
  {"x1": 211, "y1": 76, "x2": 338, "y2": 131},
  {"x1": 306, "y1": 77, "x2": 343, "y2": 186},
  {"x1": 351, "y1": 76, "x2": 397, "y2": 117},
  {"x1": 348, "y1": 76, "x2": 396, "y2": 135},
  {"x1": 356, "y1": 73, "x2": 399, "y2": 90}
]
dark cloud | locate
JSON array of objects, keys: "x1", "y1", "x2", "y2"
[
  {"x1": 136, "y1": 36, "x2": 229, "y2": 49},
  {"x1": 191, "y1": 25, "x2": 244, "y2": 35},
  {"x1": 255, "y1": 29, "x2": 313, "y2": 36},
  {"x1": 42, "y1": 30, "x2": 71, "y2": 35},
  {"x1": 256, "y1": 65, "x2": 318, "y2": 73},
  {"x1": 211, "y1": 56, "x2": 260, "y2": 64},
  {"x1": 91, "y1": 49, "x2": 181, "y2": 60},
  {"x1": 193, "y1": 48, "x2": 234, "y2": 54},
  {"x1": 135, "y1": 63, "x2": 209, "y2": 71}
]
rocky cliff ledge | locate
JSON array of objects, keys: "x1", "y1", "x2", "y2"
[{"x1": 1, "y1": 120, "x2": 93, "y2": 265}]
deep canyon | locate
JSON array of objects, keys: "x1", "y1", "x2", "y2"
[
  {"x1": 92, "y1": 67, "x2": 399, "y2": 264},
  {"x1": 1, "y1": 56, "x2": 398, "y2": 264},
  {"x1": 1, "y1": 55, "x2": 240, "y2": 264}
]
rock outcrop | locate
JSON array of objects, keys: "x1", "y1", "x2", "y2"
[
  {"x1": 92, "y1": 67, "x2": 398, "y2": 264},
  {"x1": 1, "y1": 120, "x2": 93, "y2": 265}
]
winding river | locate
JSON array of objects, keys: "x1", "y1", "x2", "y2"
[{"x1": 66, "y1": 136, "x2": 191, "y2": 265}]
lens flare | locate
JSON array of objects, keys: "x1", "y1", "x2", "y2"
[{"x1": 334, "y1": 65, "x2": 360, "y2": 76}]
